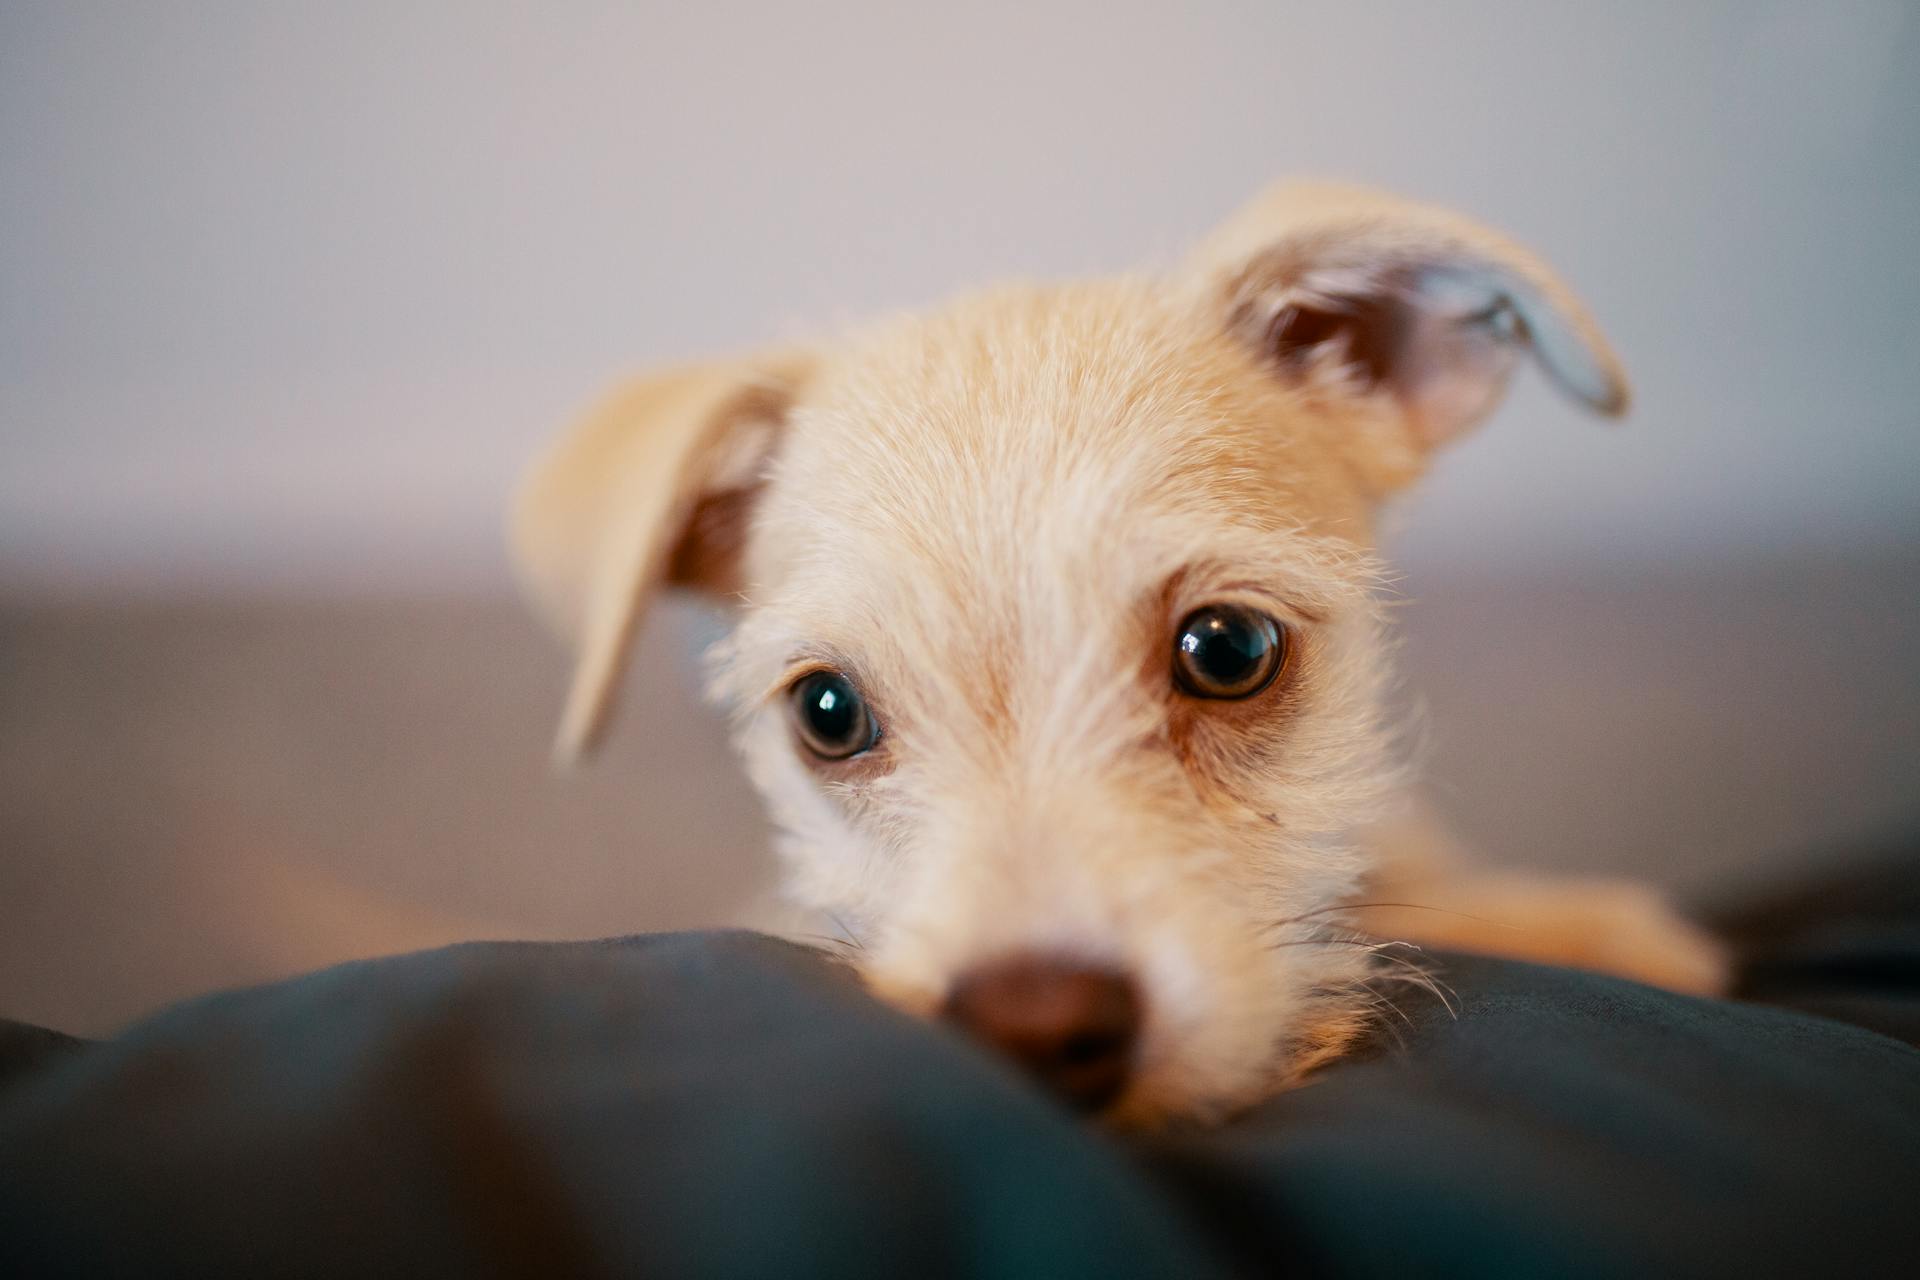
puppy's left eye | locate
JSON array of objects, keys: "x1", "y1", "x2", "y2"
[
  {"x1": 1174, "y1": 605, "x2": 1287, "y2": 699},
  {"x1": 789, "y1": 670, "x2": 878, "y2": 760}
]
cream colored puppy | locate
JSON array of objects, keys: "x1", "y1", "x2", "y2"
[{"x1": 512, "y1": 182, "x2": 1728, "y2": 1125}]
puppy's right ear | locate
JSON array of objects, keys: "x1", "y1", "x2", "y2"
[
  {"x1": 510, "y1": 356, "x2": 807, "y2": 765},
  {"x1": 1185, "y1": 181, "x2": 1628, "y2": 464}
]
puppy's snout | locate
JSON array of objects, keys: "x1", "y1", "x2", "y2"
[{"x1": 941, "y1": 955, "x2": 1141, "y2": 1112}]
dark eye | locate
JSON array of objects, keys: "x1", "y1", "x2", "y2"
[
  {"x1": 1173, "y1": 605, "x2": 1287, "y2": 699},
  {"x1": 790, "y1": 670, "x2": 878, "y2": 760}
]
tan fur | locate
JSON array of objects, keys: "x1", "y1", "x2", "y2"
[{"x1": 511, "y1": 181, "x2": 1727, "y2": 1125}]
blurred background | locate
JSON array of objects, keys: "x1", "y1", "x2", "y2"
[{"x1": 3, "y1": 2, "x2": 1916, "y2": 1035}]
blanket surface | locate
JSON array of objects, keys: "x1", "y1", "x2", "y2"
[{"x1": 2, "y1": 854, "x2": 1917, "y2": 1278}]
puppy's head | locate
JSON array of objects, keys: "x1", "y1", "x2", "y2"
[{"x1": 512, "y1": 183, "x2": 1626, "y2": 1123}]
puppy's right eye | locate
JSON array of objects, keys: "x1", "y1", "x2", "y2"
[
  {"x1": 789, "y1": 670, "x2": 878, "y2": 760},
  {"x1": 1173, "y1": 605, "x2": 1287, "y2": 699}
]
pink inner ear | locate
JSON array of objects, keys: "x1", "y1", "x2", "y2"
[
  {"x1": 1267, "y1": 271, "x2": 1527, "y2": 448},
  {"x1": 1267, "y1": 260, "x2": 1578, "y2": 449},
  {"x1": 1393, "y1": 302, "x2": 1526, "y2": 448},
  {"x1": 1267, "y1": 295, "x2": 1403, "y2": 388}
]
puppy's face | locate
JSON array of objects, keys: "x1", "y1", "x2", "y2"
[{"x1": 514, "y1": 183, "x2": 1626, "y2": 1123}]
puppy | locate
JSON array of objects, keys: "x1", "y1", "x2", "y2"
[{"x1": 511, "y1": 182, "x2": 1728, "y2": 1125}]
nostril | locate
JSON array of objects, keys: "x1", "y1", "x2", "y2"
[
  {"x1": 1060, "y1": 1029, "x2": 1127, "y2": 1067},
  {"x1": 941, "y1": 955, "x2": 1142, "y2": 1113}
]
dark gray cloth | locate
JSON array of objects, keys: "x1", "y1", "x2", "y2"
[{"x1": 2, "y1": 868, "x2": 1918, "y2": 1278}]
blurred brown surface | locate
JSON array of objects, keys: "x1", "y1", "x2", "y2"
[{"x1": 3, "y1": 553, "x2": 1917, "y2": 1035}]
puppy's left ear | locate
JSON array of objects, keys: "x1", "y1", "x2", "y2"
[
  {"x1": 1186, "y1": 181, "x2": 1628, "y2": 453},
  {"x1": 510, "y1": 354, "x2": 808, "y2": 764}
]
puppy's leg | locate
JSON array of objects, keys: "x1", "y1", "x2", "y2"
[{"x1": 1350, "y1": 799, "x2": 1730, "y2": 996}]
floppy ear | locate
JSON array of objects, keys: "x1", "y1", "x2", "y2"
[
  {"x1": 1187, "y1": 181, "x2": 1628, "y2": 451},
  {"x1": 510, "y1": 355, "x2": 807, "y2": 764}
]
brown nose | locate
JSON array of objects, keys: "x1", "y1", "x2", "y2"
[{"x1": 941, "y1": 956, "x2": 1141, "y2": 1112}]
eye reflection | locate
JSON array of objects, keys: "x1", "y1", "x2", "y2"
[
  {"x1": 790, "y1": 670, "x2": 878, "y2": 760},
  {"x1": 1173, "y1": 605, "x2": 1286, "y2": 699}
]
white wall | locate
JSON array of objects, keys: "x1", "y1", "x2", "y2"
[{"x1": 3, "y1": 1, "x2": 1916, "y2": 593}]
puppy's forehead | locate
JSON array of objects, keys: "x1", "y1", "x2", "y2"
[
  {"x1": 742, "y1": 280, "x2": 1378, "y2": 689},
  {"x1": 764, "y1": 279, "x2": 1374, "y2": 562}
]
